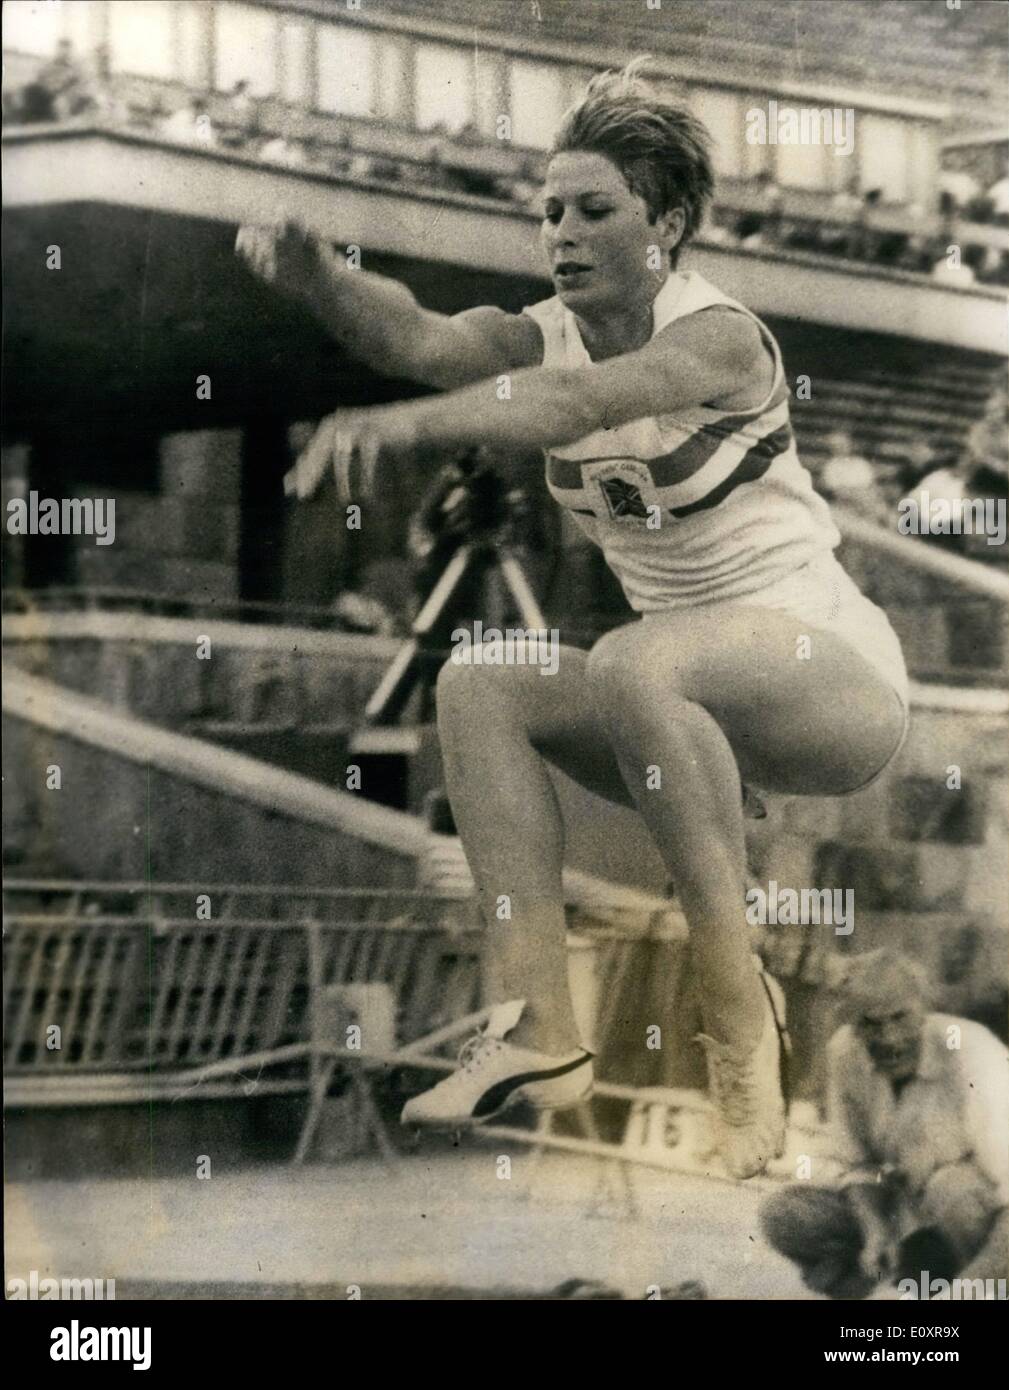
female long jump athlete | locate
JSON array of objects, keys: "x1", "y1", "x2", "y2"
[{"x1": 237, "y1": 62, "x2": 909, "y2": 1178}]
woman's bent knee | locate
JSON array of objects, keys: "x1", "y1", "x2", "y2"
[
  {"x1": 435, "y1": 654, "x2": 533, "y2": 737},
  {"x1": 586, "y1": 626, "x2": 688, "y2": 723}
]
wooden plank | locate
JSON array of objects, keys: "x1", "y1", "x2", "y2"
[
  {"x1": 3, "y1": 668, "x2": 426, "y2": 860},
  {"x1": 5, "y1": 1075, "x2": 308, "y2": 1107}
]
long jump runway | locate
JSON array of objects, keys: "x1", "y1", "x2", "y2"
[{"x1": 5, "y1": 1151, "x2": 808, "y2": 1300}]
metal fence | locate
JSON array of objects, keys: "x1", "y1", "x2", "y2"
[{"x1": 3, "y1": 883, "x2": 490, "y2": 1094}]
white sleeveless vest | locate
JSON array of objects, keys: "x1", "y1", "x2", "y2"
[{"x1": 522, "y1": 271, "x2": 841, "y2": 611}]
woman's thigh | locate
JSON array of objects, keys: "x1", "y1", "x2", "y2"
[
  {"x1": 438, "y1": 644, "x2": 633, "y2": 805},
  {"x1": 602, "y1": 606, "x2": 907, "y2": 796},
  {"x1": 440, "y1": 606, "x2": 906, "y2": 804}
]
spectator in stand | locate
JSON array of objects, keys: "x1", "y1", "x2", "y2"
[
  {"x1": 300, "y1": 136, "x2": 324, "y2": 171},
  {"x1": 369, "y1": 155, "x2": 406, "y2": 183},
  {"x1": 831, "y1": 183, "x2": 861, "y2": 220},
  {"x1": 397, "y1": 156, "x2": 437, "y2": 188},
  {"x1": 987, "y1": 168, "x2": 1009, "y2": 226},
  {"x1": 899, "y1": 438, "x2": 940, "y2": 494},
  {"x1": 159, "y1": 96, "x2": 216, "y2": 147},
  {"x1": 17, "y1": 37, "x2": 89, "y2": 122},
  {"x1": 974, "y1": 244, "x2": 1006, "y2": 286},
  {"x1": 452, "y1": 164, "x2": 505, "y2": 199},
  {"x1": 966, "y1": 386, "x2": 1009, "y2": 495},
  {"x1": 745, "y1": 167, "x2": 778, "y2": 204},
  {"x1": 423, "y1": 129, "x2": 501, "y2": 198},
  {"x1": 80, "y1": 45, "x2": 128, "y2": 123},
  {"x1": 222, "y1": 79, "x2": 259, "y2": 147},
  {"x1": 499, "y1": 157, "x2": 541, "y2": 208},
  {"x1": 736, "y1": 212, "x2": 766, "y2": 250},
  {"x1": 959, "y1": 154, "x2": 1009, "y2": 226},
  {"x1": 259, "y1": 127, "x2": 307, "y2": 168},
  {"x1": 897, "y1": 233, "x2": 936, "y2": 276},
  {"x1": 905, "y1": 441, "x2": 971, "y2": 553},
  {"x1": 842, "y1": 187, "x2": 884, "y2": 264},
  {"x1": 785, "y1": 216, "x2": 825, "y2": 256},
  {"x1": 348, "y1": 151, "x2": 378, "y2": 179},
  {"x1": 757, "y1": 172, "x2": 784, "y2": 234},
  {"x1": 961, "y1": 386, "x2": 1009, "y2": 561},
  {"x1": 938, "y1": 167, "x2": 981, "y2": 215},
  {"x1": 423, "y1": 120, "x2": 450, "y2": 166},
  {"x1": 930, "y1": 250, "x2": 976, "y2": 287},
  {"x1": 321, "y1": 129, "x2": 354, "y2": 176},
  {"x1": 827, "y1": 181, "x2": 862, "y2": 259},
  {"x1": 873, "y1": 230, "x2": 911, "y2": 269},
  {"x1": 818, "y1": 430, "x2": 887, "y2": 521},
  {"x1": 702, "y1": 220, "x2": 733, "y2": 247},
  {"x1": 136, "y1": 94, "x2": 169, "y2": 132},
  {"x1": 815, "y1": 216, "x2": 856, "y2": 259}
]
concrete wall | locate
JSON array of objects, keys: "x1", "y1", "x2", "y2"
[
  {"x1": 3, "y1": 711, "x2": 415, "y2": 888},
  {"x1": 73, "y1": 431, "x2": 242, "y2": 601}
]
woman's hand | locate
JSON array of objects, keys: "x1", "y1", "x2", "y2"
[
  {"x1": 235, "y1": 218, "x2": 330, "y2": 303},
  {"x1": 284, "y1": 406, "x2": 422, "y2": 504}
]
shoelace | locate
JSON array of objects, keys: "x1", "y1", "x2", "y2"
[{"x1": 457, "y1": 1031, "x2": 503, "y2": 1075}]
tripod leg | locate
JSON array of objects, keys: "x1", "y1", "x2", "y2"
[
  {"x1": 413, "y1": 546, "x2": 476, "y2": 636},
  {"x1": 363, "y1": 546, "x2": 477, "y2": 726},
  {"x1": 363, "y1": 639, "x2": 422, "y2": 725},
  {"x1": 497, "y1": 551, "x2": 548, "y2": 630},
  {"x1": 360, "y1": 542, "x2": 545, "y2": 728}
]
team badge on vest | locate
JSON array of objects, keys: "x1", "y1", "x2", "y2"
[{"x1": 584, "y1": 459, "x2": 658, "y2": 525}]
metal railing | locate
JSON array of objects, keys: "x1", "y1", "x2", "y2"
[{"x1": 3, "y1": 904, "x2": 481, "y2": 1084}]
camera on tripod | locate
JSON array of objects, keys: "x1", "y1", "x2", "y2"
[
  {"x1": 364, "y1": 447, "x2": 547, "y2": 729},
  {"x1": 408, "y1": 448, "x2": 530, "y2": 567}
]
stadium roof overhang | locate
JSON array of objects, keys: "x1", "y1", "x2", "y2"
[
  {"x1": 4, "y1": 125, "x2": 1006, "y2": 438},
  {"x1": 2, "y1": 126, "x2": 550, "y2": 438}
]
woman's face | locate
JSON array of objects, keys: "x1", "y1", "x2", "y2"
[{"x1": 540, "y1": 150, "x2": 684, "y2": 317}]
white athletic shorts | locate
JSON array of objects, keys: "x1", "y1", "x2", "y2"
[
  {"x1": 738, "y1": 553, "x2": 909, "y2": 705},
  {"x1": 642, "y1": 551, "x2": 911, "y2": 793}
]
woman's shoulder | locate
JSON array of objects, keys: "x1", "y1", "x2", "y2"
[
  {"x1": 518, "y1": 294, "x2": 567, "y2": 363},
  {"x1": 451, "y1": 303, "x2": 545, "y2": 369},
  {"x1": 661, "y1": 271, "x2": 763, "y2": 330}
]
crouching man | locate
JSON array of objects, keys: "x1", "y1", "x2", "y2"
[{"x1": 760, "y1": 948, "x2": 1008, "y2": 1298}]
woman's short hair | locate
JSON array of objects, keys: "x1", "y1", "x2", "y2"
[{"x1": 551, "y1": 57, "x2": 714, "y2": 265}]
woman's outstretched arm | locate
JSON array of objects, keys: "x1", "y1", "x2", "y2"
[
  {"x1": 408, "y1": 305, "x2": 771, "y2": 451},
  {"x1": 289, "y1": 304, "x2": 773, "y2": 500},
  {"x1": 235, "y1": 220, "x2": 540, "y2": 388}
]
